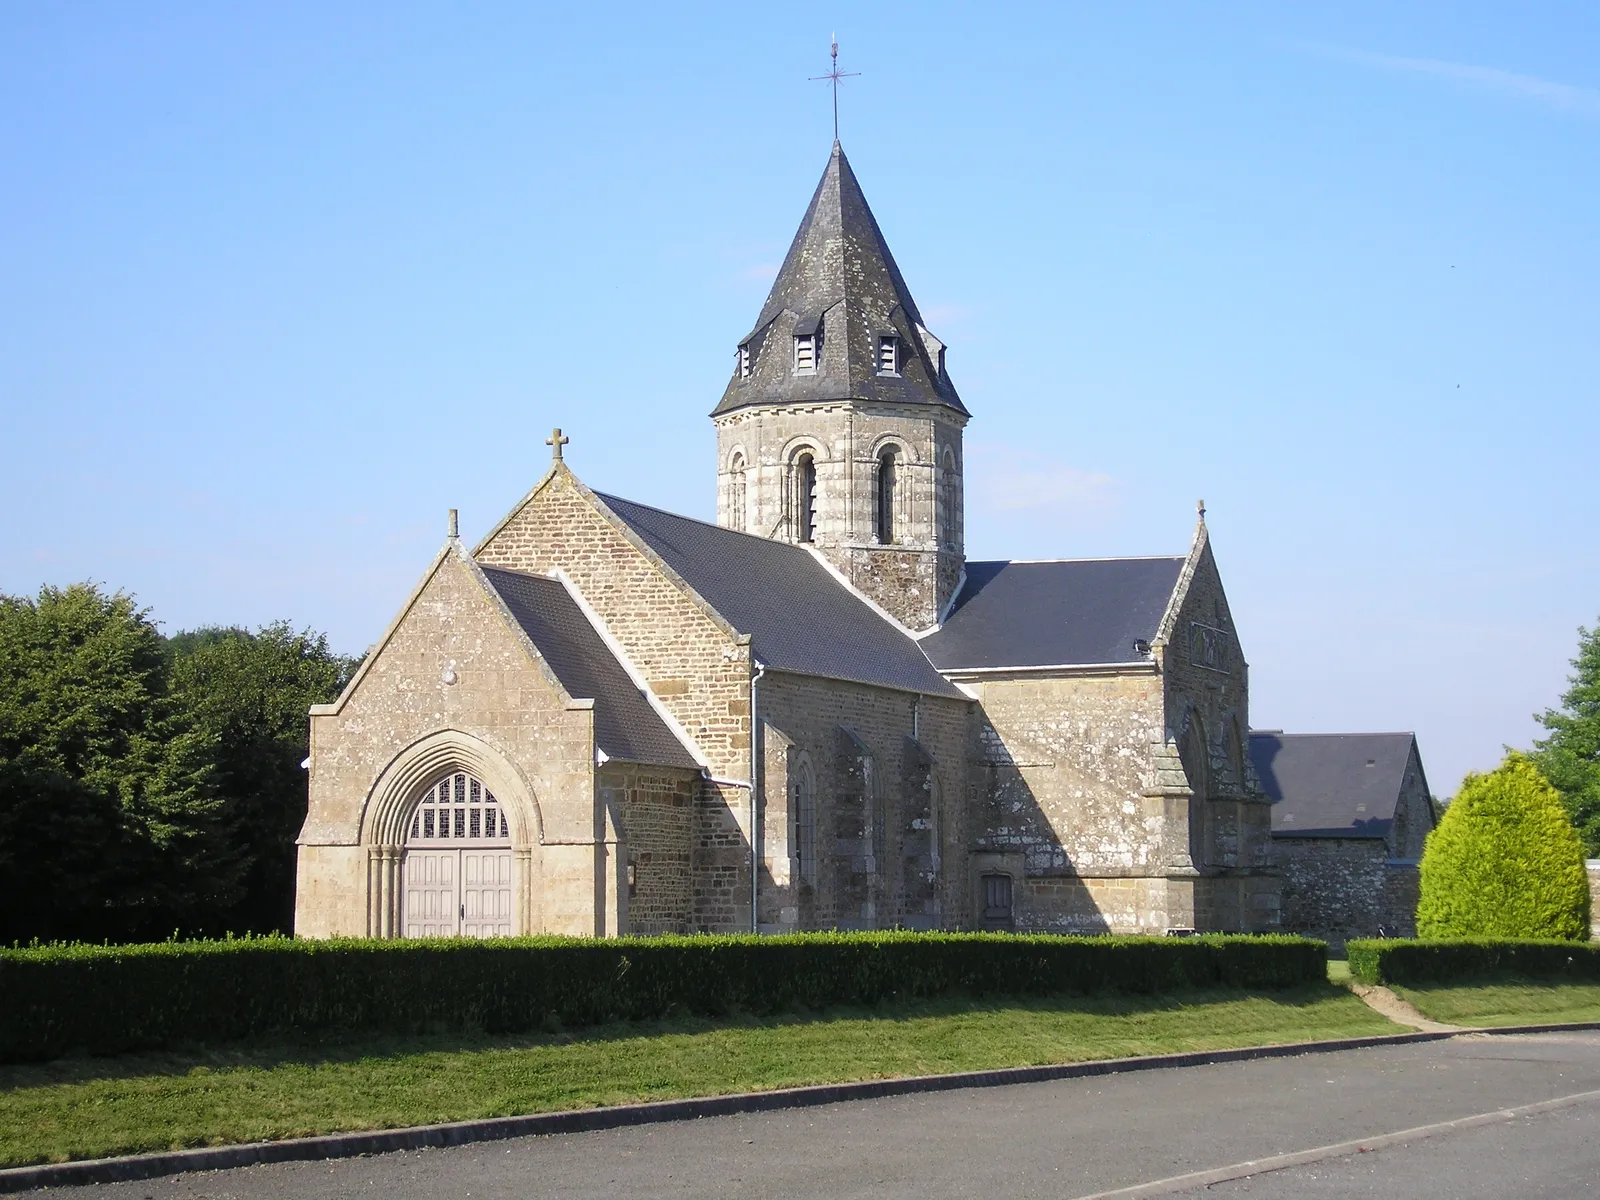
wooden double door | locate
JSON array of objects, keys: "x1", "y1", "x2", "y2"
[
  {"x1": 401, "y1": 771, "x2": 516, "y2": 938},
  {"x1": 402, "y1": 848, "x2": 514, "y2": 938}
]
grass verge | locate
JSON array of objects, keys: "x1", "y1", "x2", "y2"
[
  {"x1": 0, "y1": 986, "x2": 1392, "y2": 1168},
  {"x1": 1389, "y1": 981, "x2": 1600, "y2": 1028}
]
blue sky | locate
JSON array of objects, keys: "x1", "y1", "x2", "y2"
[{"x1": 3, "y1": 3, "x2": 1596, "y2": 796}]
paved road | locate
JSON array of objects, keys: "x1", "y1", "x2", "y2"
[{"x1": 17, "y1": 1032, "x2": 1600, "y2": 1199}]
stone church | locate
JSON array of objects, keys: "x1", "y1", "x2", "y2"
[{"x1": 294, "y1": 143, "x2": 1281, "y2": 940}]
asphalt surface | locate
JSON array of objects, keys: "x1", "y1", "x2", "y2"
[{"x1": 15, "y1": 1031, "x2": 1600, "y2": 1199}]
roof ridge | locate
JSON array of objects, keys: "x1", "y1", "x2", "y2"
[
  {"x1": 975, "y1": 555, "x2": 1188, "y2": 566},
  {"x1": 594, "y1": 491, "x2": 794, "y2": 545}
]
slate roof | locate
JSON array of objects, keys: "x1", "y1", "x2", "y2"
[
  {"x1": 596, "y1": 493, "x2": 966, "y2": 699},
  {"x1": 920, "y1": 558, "x2": 1185, "y2": 671},
  {"x1": 712, "y1": 142, "x2": 967, "y2": 419},
  {"x1": 1249, "y1": 732, "x2": 1419, "y2": 839},
  {"x1": 478, "y1": 566, "x2": 700, "y2": 769}
]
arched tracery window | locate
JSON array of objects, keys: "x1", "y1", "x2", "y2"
[
  {"x1": 875, "y1": 447, "x2": 898, "y2": 544},
  {"x1": 729, "y1": 452, "x2": 747, "y2": 533},
  {"x1": 793, "y1": 452, "x2": 818, "y2": 543},
  {"x1": 791, "y1": 757, "x2": 816, "y2": 887},
  {"x1": 403, "y1": 771, "x2": 513, "y2": 939}
]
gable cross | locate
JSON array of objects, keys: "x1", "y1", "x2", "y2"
[{"x1": 546, "y1": 427, "x2": 570, "y2": 462}]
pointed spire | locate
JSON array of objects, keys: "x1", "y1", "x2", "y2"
[{"x1": 713, "y1": 144, "x2": 966, "y2": 418}]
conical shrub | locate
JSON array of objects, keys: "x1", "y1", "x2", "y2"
[{"x1": 1417, "y1": 753, "x2": 1591, "y2": 941}]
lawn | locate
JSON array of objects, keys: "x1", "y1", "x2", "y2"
[
  {"x1": 1389, "y1": 982, "x2": 1600, "y2": 1028},
  {"x1": 0, "y1": 986, "x2": 1394, "y2": 1168}
]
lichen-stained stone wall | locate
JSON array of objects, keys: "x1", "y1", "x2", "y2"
[
  {"x1": 713, "y1": 403, "x2": 965, "y2": 629},
  {"x1": 296, "y1": 549, "x2": 601, "y2": 938},
  {"x1": 475, "y1": 466, "x2": 753, "y2": 780},
  {"x1": 1272, "y1": 837, "x2": 1387, "y2": 951},
  {"x1": 600, "y1": 763, "x2": 698, "y2": 934},
  {"x1": 960, "y1": 672, "x2": 1172, "y2": 933},
  {"x1": 754, "y1": 670, "x2": 970, "y2": 931}
]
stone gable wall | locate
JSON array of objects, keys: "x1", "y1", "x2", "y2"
[
  {"x1": 296, "y1": 552, "x2": 601, "y2": 937},
  {"x1": 1388, "y1": 742, "x2": 1435, "y2": 860},
  {"x1": 1160, "y1": 537, "x2": 1279, "y2": 931},
  {"x1": 475, "y1": 468, "x2": 754, "y2": 780},
  {"x1": 754, "y1": 669, "x2": 970, "y2": 931}
]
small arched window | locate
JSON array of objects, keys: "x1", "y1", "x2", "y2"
[
  {"x1": 865, "y1": 755, "x2": 887, "y2": 873},
  {"x1": 791, "y1": 757, "x2": 817, "y2": 887},
  {"x1": 729, "y1": 452, "x2": 747, "y2": 533},
  {"x1": 938, "y1": 448, "x2": 957, "y2": 547},
  {"x1": 875, "y1": 447, "x2": 898, "y2": 544},
  {"x1": 794, "y1": 452, "x2": 818, "y2": 542}
]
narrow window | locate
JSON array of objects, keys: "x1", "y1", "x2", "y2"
[
  {"x1": 938, "y1": 448, "x2": 957, "y2": 547},
  {"x1": 866, "y1": 757, "x2": 886, "y2": 872},
  {"x1": 794, "y1": 453, "x2": 818, "y2": 542},
  {"x1": 981, "y1": 873, "x2": 1014, "y2": 929},
  {"x1": 791, "y1": 759, "x2": 817, "y2": 886},
  {"x1": 737, "y1": 343, "x2": 752, "y2": 378},
  {"x1": 729, "y1": 453, "x2": 747, "y2": 533},
  {"x1": 794, "y1": 333, "x2": 817, "y2": 374},
  {"x1": 875, "y1": 447, "x2": 897, "y2": 544},
  {"x1": 876, "y1": 334, "x2": 899, "y2": 375}
]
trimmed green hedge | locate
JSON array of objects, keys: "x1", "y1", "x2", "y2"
[
  {"x1": 1348, "y1": 938, "x2": 1600, "y2": 986},
  {"x1": 0, "y1": 932, "x2": 1324, "y2": 1063}
]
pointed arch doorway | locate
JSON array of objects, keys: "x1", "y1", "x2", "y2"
[{"x1": 402, "y1": 771, "x2": 514, "y2": 937}]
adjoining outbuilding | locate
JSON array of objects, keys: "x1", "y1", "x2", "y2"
[{"x1": 1250, "y1": 732, "x2": 1435, "y2": 951}]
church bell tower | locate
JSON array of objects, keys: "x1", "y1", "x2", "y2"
[{"x1": 711, "y1": 143, "x2": 968, "y2": 632}]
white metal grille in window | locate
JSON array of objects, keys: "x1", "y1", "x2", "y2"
[
  {"x1": 737, "y1": 344, "x2": 752, "y2": 378},
  {"x1": 406, "y1": 773, "x2": 510, "y2": 844},
  {"x1": 876, "y1": 335, "x2": 899, "y2": 375},
  {"x1": 794, "y1": 333, "x2": 816, "y2": 374}
]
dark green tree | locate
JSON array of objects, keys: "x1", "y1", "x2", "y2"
[
  {"x1": 0, "y1": 584, "x2": 232, "y2": 943},
  {"x1": 167, "y1": 625, "x2": 355, "y2": 934},
  {"x1": 1532, "y1": 619, "x2": 1600, "y2": 857},
  {"x1": 1417, "y1": 753, "x2": 1590, "y2": 941}
]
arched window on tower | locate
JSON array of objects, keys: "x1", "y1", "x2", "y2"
[
  {"x1": 939, "y1": 447, "x2": 958, "y2": 548},
  {"x1": 729, "y1": 452, "x2": 747, "y2": 533},
  {"x1": 793, "y1": 452, "x2": 818, "y2": 543},
  {"x1": 875, "y1": 447, "x2": 898, "y2": 544}
]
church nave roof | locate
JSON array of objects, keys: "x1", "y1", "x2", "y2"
[
  {"x1": 921, "y1": 558, "x2": 1187, "y2": 672},
  {"x1": 595, "y1": 492, "x2": 966, "y2": 699}
]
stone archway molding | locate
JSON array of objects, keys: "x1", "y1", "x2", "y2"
[{"x1": 357, "y1": 728, "x2": 544, "y2": 938}]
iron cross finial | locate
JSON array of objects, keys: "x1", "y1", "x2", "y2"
[
  {"x1": 546, "y1": 428, "x2": 570, "y2": 461},
  {"x1": 809, "y1": 35, "x2": 860, "y2": 142}
]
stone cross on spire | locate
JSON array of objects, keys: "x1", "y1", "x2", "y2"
[{"x1": 546, "y1": 428, "x2": 569, "y2": 461}]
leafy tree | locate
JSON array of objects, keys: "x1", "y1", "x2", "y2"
[
  {"x1": 166, "y1": 625, "x2": 355, "y2": 934},
  {"x1": 1532, "y1": 619, "x2": 1600, "y2": 857},
  {"x1": 0, "y1": 584, "x2": 233, "y2": 943},
  {"x1": 1417, "y1": 753, "x2": 1590, "y2": 941}
]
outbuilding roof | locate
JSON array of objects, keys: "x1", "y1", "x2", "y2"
[
  {"x1": 920, "y1": 558, "x2": 1185, "y2": 671},
  {"x1": 596, "y1": 493, "x2": 966, "y2": 699},
  {"x1": 479, "y1": 566, "x2": 700, "y2": 769},
  {"x1": 1250, "y1": 732, "x2": 1420, "y2": 839}
]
